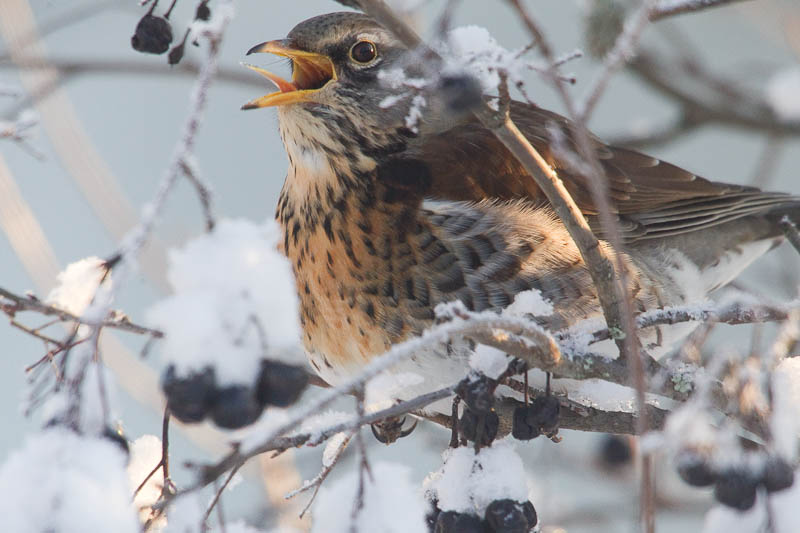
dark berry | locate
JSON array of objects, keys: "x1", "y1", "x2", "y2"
[
  {"x1": 210, "y1": 385, "x2": 263, "y2": 429},
  {"x1": 195, "y1": 1, "x2": 211, "y2": 21},
  {"x1": 676, "y1": 454, "x2": 716, "y2": 487},
  {"x1": 256, "y1": 360, "x2": 309, "y2": 407},
  {"x1": 460, "y1": 408, "x2": 499, "y2": 446},
  {"x1": 435, "y1": 511, "x2": 486, "y2": 533},
  {"x1": 103, "y1": 426, "x2": 130, "y2": 458},
  {"x1": 168, "y1": 41, "x2": 185, "y2": 65},
  {"x1": 484, "y1": 499, "x2": 529, "y2": 533},
  {"x1": 599, "y1": 435, "x2": 631, "y2": 468},
  {"x1": 762, "y1": 456, "x2": 795, "y2": 493},
  {"x1": 161, "y1": 365, "x2": 216, "y2": 423},
  {"x1": 521, "y1": 501, "x2": 537, "y2": 529},
  {"x1": 512, "y1": 396, "x2": 560, "y2": 440},
  {"x1": 456, "y1": 375, "x2": 495, "y2": 414},
  {"x1": 512, "y1": 406, "x2": 540, "y2": 441},
  {"x1": 714, "y1": 469, "x2": 758, "y2": 511},
  {"x1": 439, "y1": 73, "x2": 483, "y2": 112},
  {"x1": 131, "y1": 15, "x2": 173, "y2": 55},
  {"x1": 531, "y1": 395, "x2": 559, "y2": 435}
]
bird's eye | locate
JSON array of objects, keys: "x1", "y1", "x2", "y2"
[{"x1": 349, "y1": 40, "x2": 377, "y2": 64}]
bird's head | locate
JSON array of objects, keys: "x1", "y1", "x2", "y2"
[{"x1": 243, "y1": 12, "x2": 422, "y2": 163}]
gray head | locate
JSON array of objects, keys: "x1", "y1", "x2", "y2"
[
  {"x1": 243, "y1": 12, "x2": 475, "y2": 163},
  {"x1": 243, "y1": 13, "x2": 414, "y2": 156}
]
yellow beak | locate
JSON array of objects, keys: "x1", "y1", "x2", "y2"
[{"x1": 241, "y1": 40, "x2": 336, "y2": 109}]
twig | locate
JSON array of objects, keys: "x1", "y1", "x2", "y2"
[
  {"x1": 285, "y1": 432, "x2": 354, "y2": 519},
  {"x1": 573, "y1": 300, "x2": 797, "y2": 346},
  {"x1": 179, "y1": 156, "x2": 216, "y2": 232},
  {"x1": 350, "y1": 389, "x2": 372, "y2": 533},
  {"x1": 650, "y1": 0, "x2": 750, "y2": 22},
  {"x1": 779, "y1": 217, "x2": 800, "y2": 256},
  {"x1": 578, "y1": 0, "x2": 660, "y2": 122},
  {"x1": 0, "y1": 286, "x2": 164, "y2": 338},
  {"x1": 202, "y1": 464, "x2": 241, "y2": 527},
  {"x1": 170, "y1": 384, "x2": 456, "y2": 500}
]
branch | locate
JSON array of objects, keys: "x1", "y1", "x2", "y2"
[
  {"x1": 0, "y1": 286, "x2": 163, "y2": 338},
  {"x1": 574, "y1": 300, "x2": 797, "y2": 346},
  {"x1": 627, "y1": 48, "x2": 800, "y2": 138},
  {"x1": 175, "y1": 385, "x2": 456, "y2": 498}
]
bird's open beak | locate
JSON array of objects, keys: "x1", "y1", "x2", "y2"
[{"x1": 241, "y1": 40, "x2": 336, "y2": 109}]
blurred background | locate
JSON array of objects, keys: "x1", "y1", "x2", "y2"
[{"x1": 1, "y1": 0, "x2": 799, "y2": 531}]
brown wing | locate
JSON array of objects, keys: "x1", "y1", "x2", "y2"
[{"x1": 404, "y1": 100, "x2": 796, "y2": 242}]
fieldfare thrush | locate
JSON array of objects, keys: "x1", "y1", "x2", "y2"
[{"x1": 242, "y1": 12, "x2": 800, "y2": 399}]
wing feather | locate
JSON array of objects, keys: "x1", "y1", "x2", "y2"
[{"x1": 401, "y1": 100, "x2": 797, "y2": 242}]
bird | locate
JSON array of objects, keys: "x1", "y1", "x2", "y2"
[{"x1": 241, "y1": 12, "x2": 799, "y2": 402}]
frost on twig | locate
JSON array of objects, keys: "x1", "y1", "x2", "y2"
[{"x1": 0, "y1": 108, "x2": 43, "y2": 158}]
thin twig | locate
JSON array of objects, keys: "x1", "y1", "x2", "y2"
[
  {"x1": 650, "y1": 0, "x2": 750, "y2": 22},
  {"x1": 285, "y1": 432, "x2": 354, "y2": 519},
  {"x1": 179, "y1": 156, "x2": 216, "y2": 232},
  {"x1": 202, "y1": 464, "x2": 241, "y2": 527},
  {"x1": 0, "y1": 286, "x2": 164, "y2": 338},
  {"x1": 578, "y1": 0, "x2": 660, "y2": 122}
]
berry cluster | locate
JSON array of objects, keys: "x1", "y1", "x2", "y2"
[
  {"x1": 427, "y1": 499, "x2": 538, "y2": 533},
  {"x1": 511, "y1": 395, "x2": 559, "y2": 441},
  {"x1": 676, "y1": 451, "x2": 795, "y2": 511},
  {"x1": 161, "y1": 359, "x2": 308, "y2": 429},
  {"x1": 131, "y1": 0, "x2": 211, "y2": 65},
  {"x1": 456, "y1": 375, "x2": 500, "y2": 447}
]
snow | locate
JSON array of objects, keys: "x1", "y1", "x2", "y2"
[
  {"x1": 0, "y1": 428, "x2": 139, "y2": 533},
  {"x1": 323, "y1": 432, "x2": 350, "y2": 467},
  {"x1": 365, "y1": 371, "x2": 424, "y2": 412},
  {"x1": 469, "y1": 344, "x2": 513, "y2": 379},
  {"x1": 312, "y1": 462, "x2": 427, "y2": 533},
  {"x1": 162, "y1": 493, "x2": 206, "y2": 533},
  {"x1": 444, "y1": 26, "x2": 528, "y2": 93},
  {"x1": 504, "y1": 289, "x2": 554, "y2": 318},
  {"x1": 702, "y1": 471, "x2": 800, "y2": 533},
  {"x1": 234, "y1": 407, "x2": 290, "y2": 454},
  {"x1": 405, "y1": 94, "x2": 427, "y2": 132},
  {"x1": 297, "y1": 410, "x2": 354, "y2": 443},
  {"x1": 766, "y1": 66, "x2": 800, "y2": 122},
  {"x1": 46, "y1": 256, "x2": 110, "y2": 316},
  {"x1": 147, "y1": 218, "x2": 301, "y2": 386},
  {"x1": 425, "y1": 439, "x2": 529, "y2": 515},
  {"x1": 189, "y1": 0, "x2": 236, "y2": 42},
  {"x1": 127, "y1": 435, "x2": 164, "y2": 524}
]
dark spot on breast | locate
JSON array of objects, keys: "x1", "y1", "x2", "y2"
[
  {"x1": 381, "y1": 280, "x2": 394, "y2": 299},
  {"x1": 363, "y1": 301, "x2": 376, "y2": 320},
  {"x1": 362, "y1": 236, "x2": 377, "y2": 256},
  {"x1": 323, "y1": 215, "x2": 334, "y2": 241},
  {"x1": 292, "y1": 221, "x2": 301, "y2": 246}
]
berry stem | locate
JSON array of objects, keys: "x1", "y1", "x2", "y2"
[{"x1": 164, "y1": 0, "x2": 178, "y2": 19}]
